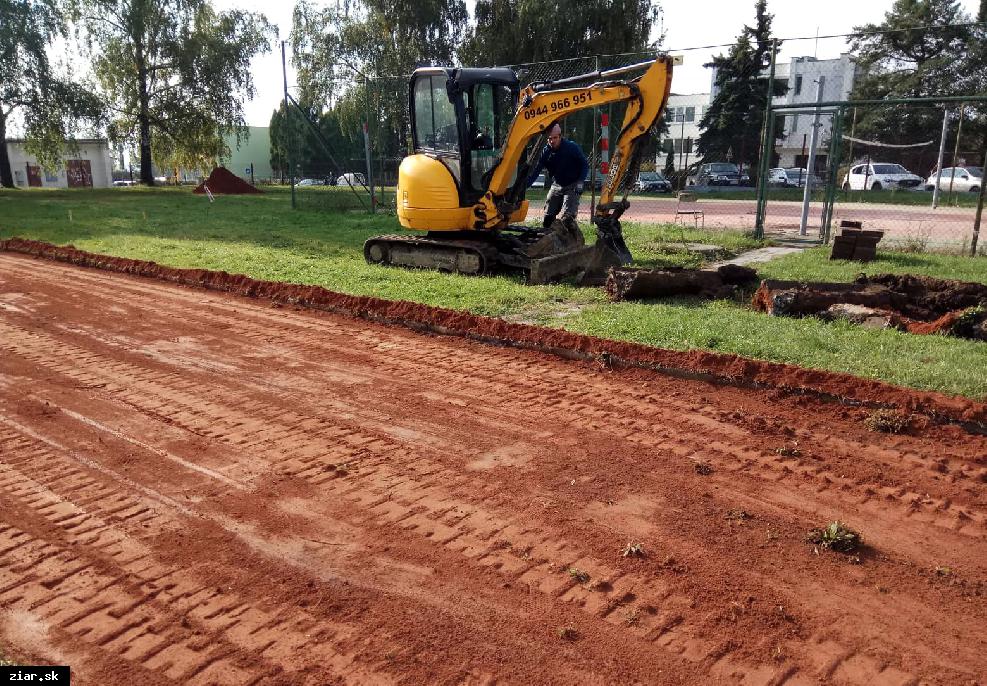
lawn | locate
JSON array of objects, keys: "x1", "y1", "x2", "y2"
[{"x1": 2, "y1": 186, "x2": 985, "y2": 399}]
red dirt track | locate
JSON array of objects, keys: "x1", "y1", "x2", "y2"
[{"x1": 1, "y1": 245, "x2": 986, "y2": 685}]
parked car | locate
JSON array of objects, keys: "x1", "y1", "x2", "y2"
[
  {"x1": 773, "y1": 167, "x2": 825, "y2": 189},
  {"x1": 530, "y1": 173, "x2": 547, "y2": 189},
  {"x1": 335, "y1": 172, "x2": 367, "y2": 187},
  {"x1": 634, "y1": 171, "x2": 672, "y2": 193},
  {"x1": 691, "y1": 162, "x2": 744, "y2": 187},
  {"x1": 296, "y1": 178, "x2": 321, "y2": 187},
  {"x1": 841, "y1": 163, "x2": 923, "y2": 191},
  {"x1": 924, "y1": 166, "x2": 982, "y2": 193},
  {"x1": 112, "y1": 179, "x2": 136, "y2": 187}
]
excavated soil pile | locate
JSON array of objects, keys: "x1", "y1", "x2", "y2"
[
  {"x1": 606, "y1": 264, "x2": 758, "y2": 302},
  {"x1": 3, "y1": 248, "x2": 987, "y2": 684},
  {"x1": 753, "y1": 273, "x2": 987, "y2": 340},
  {"x1": 2, "y1": 237, "x2": 985, "y2": 425},
  {"x1": 193, "y1": 166, "x2": 262, "y2": 195}
]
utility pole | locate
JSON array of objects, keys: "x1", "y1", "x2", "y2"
[
  {"x1": 281, "y1": 41, "x2": 295, "y2": 209},
  {"x1": 932, "y1": 107, "x2": 949, "y2": 209},
  {"x1": 799, "y1": 76, "x2": 824, "y2": 236}
]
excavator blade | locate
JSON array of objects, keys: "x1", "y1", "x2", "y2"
[{"x1": 527, "y1": 244, "x2": 598, "y2": 284}]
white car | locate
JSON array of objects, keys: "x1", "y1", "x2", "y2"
[
  {"x1": 530, "y1": 173, "x2": 547, "y2": 188},
  {"x1": 296, "y1": 178, "x2": 321, "y2": 187},
  {"x1": 335, "y1": 172, "x2": 367, "y2": 187},
  {"x1": 841, "y1": 163, "x2": 923, "y2": 191},
  {"x1": 924, "y1": 166, "x2": 982, "y2": 193}
]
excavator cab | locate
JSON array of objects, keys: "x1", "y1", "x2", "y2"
[
  {"x1": 398, "y1": 68, "x2": 528, "y2": 231},
  {"x1": 410, "y1": 68, "x2": 520, "y2": 205},
  {"x1": 368, "y1": 57, "x2": 673, "y2": 283}
]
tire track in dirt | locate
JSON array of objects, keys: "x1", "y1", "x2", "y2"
[
  {"x1": 3, "y1": 313, "x2": 982, "y2": 563},
  {"x1": 2, "y1": 253, "x2": 986, "y2": 684}
]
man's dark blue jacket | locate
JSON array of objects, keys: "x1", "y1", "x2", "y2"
[{"x1": 527, "y1": 138, "x2": 589, "y2": 188}]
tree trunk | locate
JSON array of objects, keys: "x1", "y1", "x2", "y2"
[
  {"x1": 0, "y1": 110, "x2": 14, "y2": 189},
  {"x1": 136, "y1": 42, "x2": 154, "y2": 186}
]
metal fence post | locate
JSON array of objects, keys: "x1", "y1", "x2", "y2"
[
  {"x1": 754, "y1": 39, "x2": 778, "y2": 239},
  {"x1": 821, "y1": 106, "x2": 845, "y2": 243},
  {"x1": 590, "y1": 55, "x2": 599, "y2": 216},
  {"x1": 799, "y1": 76, "x2": 825, "y2": 236},
  {"x1": 971, "y1": 133, "x2": 987, "y2": 257},
  {"x1": 931, "y1": 107, "x2": 949, "y2": 209},
  {"x1": 364, "y1": 76, "x2": 375, "y2": 214},
  {"x1": 947, "y1": 104, "x2": 965, "y2": 203},
  {"x1": 281, "y1": 41, "x2": 295, "y2": 209}
]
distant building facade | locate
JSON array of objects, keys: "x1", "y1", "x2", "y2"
[
  {"x1": 663, "y1": 54, "x2": 857, "y2": 172},
  {"x1": 4, "y1": 139, "x2": 114, "y2": 188}
]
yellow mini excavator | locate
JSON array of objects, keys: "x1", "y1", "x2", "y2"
[{"x1": 364, "y1": 57, "x2": 673, "y2": 283}]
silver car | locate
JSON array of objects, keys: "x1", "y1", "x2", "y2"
[{"x1": 924, "y1": 166, "x2": 982, "y2": 193}]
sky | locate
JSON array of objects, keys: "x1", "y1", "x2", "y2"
[{"x1": 215, "y1": 0, "x2": 983, "y2": 127}]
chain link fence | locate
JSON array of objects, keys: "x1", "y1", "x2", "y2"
[{"x1": 276, "y1": 32, "x2": 985, "y2": 256}]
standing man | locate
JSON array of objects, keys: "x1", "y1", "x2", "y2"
[{"x1": 526, "y1": 123, "x2": 589, "y2": 228}]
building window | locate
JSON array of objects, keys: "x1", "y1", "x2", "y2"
[
  {"x1": 673, "y1": 138, "x2": 693, "y2": 153},
  {"x1": 794, "y1": 75, "x2": 803, "y2": 96},
  {"x1": 685, "y1": 106, "x2": 695, "y2": 122}
]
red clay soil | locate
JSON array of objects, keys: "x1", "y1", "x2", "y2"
[
  {"x1": 0, "y1": 250, "x2": 986, "y2": 685},
  {"x1": 2, "y1": 237, "x2": 985, "y2": 427},
  {"x1": 192, "y1": 166, "x2": 262, "y2": 195}
]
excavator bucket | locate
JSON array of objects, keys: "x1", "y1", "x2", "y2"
[{"x1": 524, "y1": 218, "x2": 624, "y2": 286}]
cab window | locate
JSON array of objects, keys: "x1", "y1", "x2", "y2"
[
  {"x1": 413, "y1": 74, "x2": 458, "y2": 153},
  {"x1": 467, "y1": 83, "x2": 516, "y2": 191}
]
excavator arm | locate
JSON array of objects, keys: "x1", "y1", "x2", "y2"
[{"x1": 471, "y1": 57, "x2": 673, "y2": 261}]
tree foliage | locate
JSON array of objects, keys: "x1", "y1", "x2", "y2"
[
  {"x1": 78, "y1": 0, "x2": 274, "y2": 183},
  {"x1": 696, "y1": 0, "x2": 783, "y2": 177},
  {"x1": 460, "y1": 0, "x2": 662, "y2": 66},
  {"x1": 0, "y1": 0, "x2": 103, "y2": 187},
  {"x1": 269, "y1": 98, "x2": 364, "y2": 181},
  {"x1": 848, "y1": 0, "x2": 986, "y2": 159},
  {"x1": 291, "y1": 0, "x2": 468, "y2": 161}
]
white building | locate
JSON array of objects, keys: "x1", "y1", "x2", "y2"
[
  {"x1": 662, "y1": 54, "x2": 857, "y2": 171},
  {"x1": 772, "y1": 54, "x2": 856, "y2": 169},
  {"x1": 4, "y1": 139, "x2": 114, "y2": 188},
  {"x1": 664, "y1": 93, "x2": 706, "y2": 168}
]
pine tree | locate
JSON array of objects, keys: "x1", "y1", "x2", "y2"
[{"x1": 695, "y1": 0, "x2": 784, "y2": 180}]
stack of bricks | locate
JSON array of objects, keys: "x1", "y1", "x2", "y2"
[{"x1": 830, "y1": 220, "x2": 884, "y2": 261}]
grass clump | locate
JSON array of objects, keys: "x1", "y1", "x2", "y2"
[
  {"x1": 621, "y1": 542, "x2": 645, "y2": 558},
  {"x1": 557, "y1": 626, "x2": 579, "y2": 641},
  {"x1": 568, "y1": 567, "x2": 590, "y2": 583},
  {"x1": 865, "y1": 409, "x2": 910, "y2": 434},
  {"x1": 806, "y1": 521, "x2": 862, "y2": 553}
]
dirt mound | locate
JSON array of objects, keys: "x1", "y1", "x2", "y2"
[
  {"x1": 754, "y1": 273, "x2": 987, "y2": 340},
  {"x1": 606, "y1": 265, "x2": 758, "y2": 302},
  {"x1": 193, "y1": 166, "x2": 262, "y2": 195},
  {"x1": 2, "y1": 237, "x2": 985, "y2": 425},
  {"x1": 862, "y1": 273, "x2": 987, "y2": 318}
]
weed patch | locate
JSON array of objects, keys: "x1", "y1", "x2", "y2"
[
  {"x1": 806, "y1": 521, "x2": 862, "y2": 554},
  {"x1": 865, "y1": 409, "x2": 910, "y2": 434}
]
